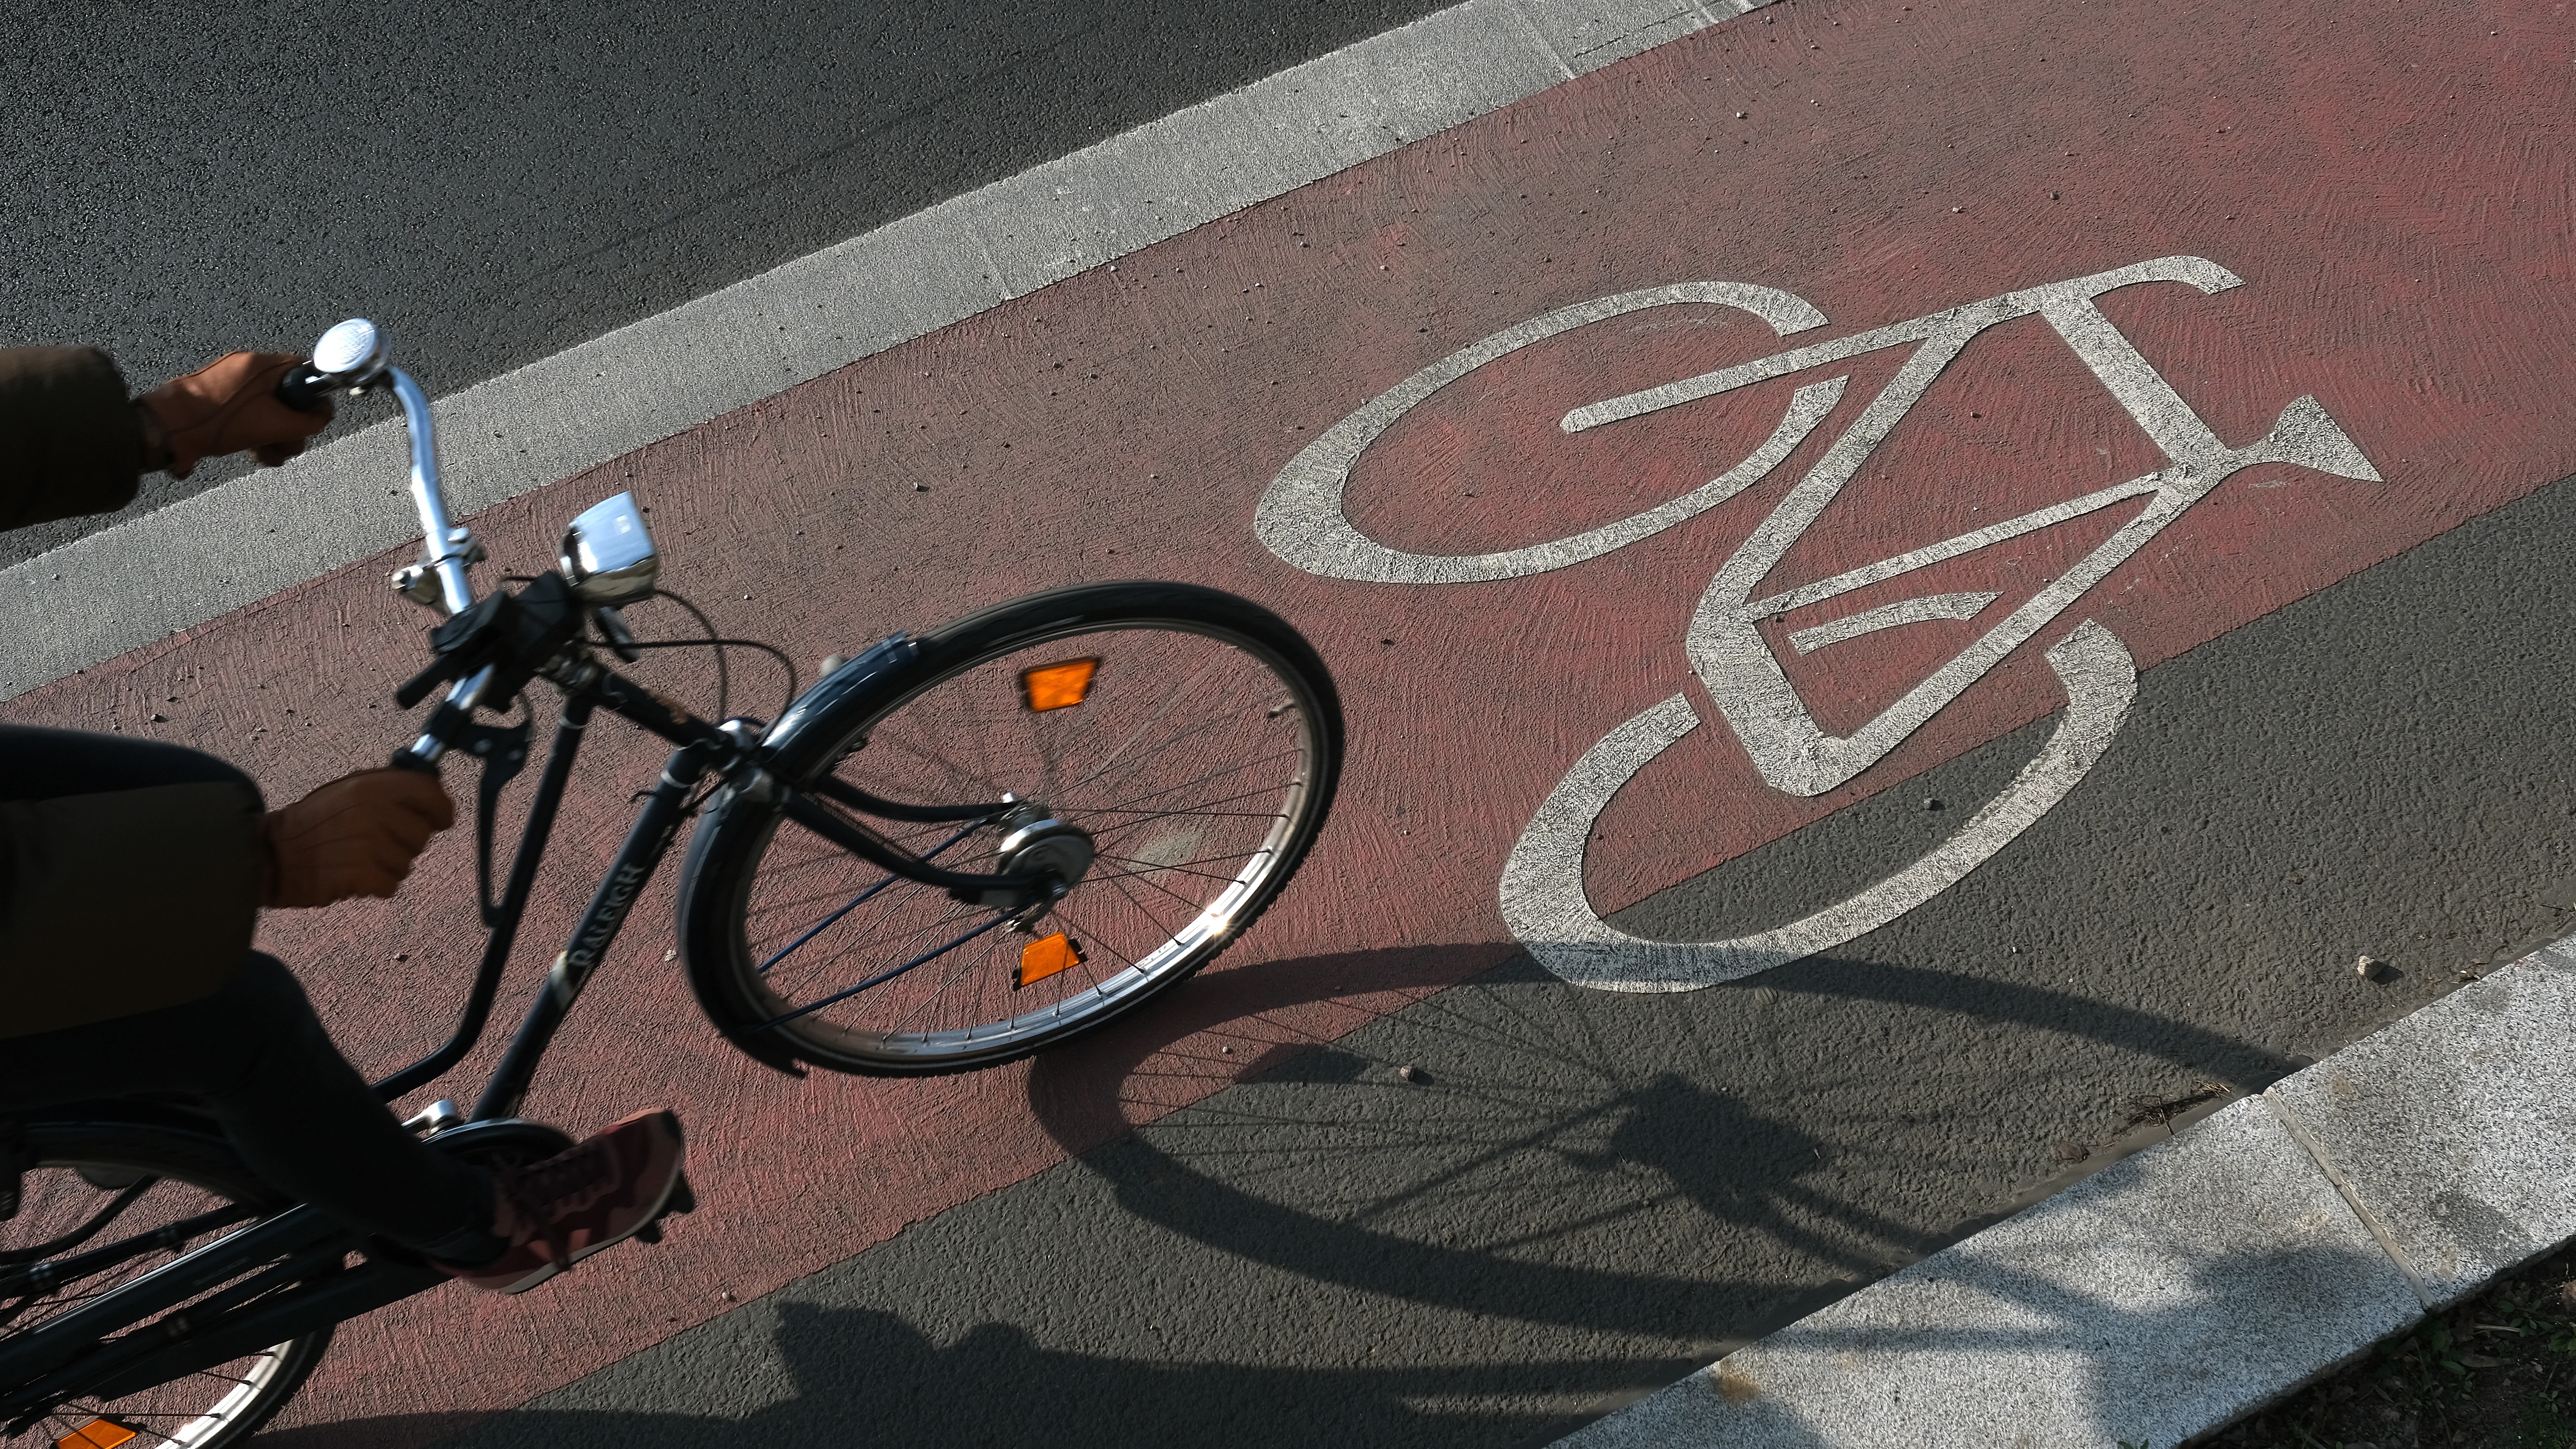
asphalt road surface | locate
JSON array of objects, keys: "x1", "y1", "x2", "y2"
[{"x1": 0, "y1": 0, "x2": 1454, "y2": 567}]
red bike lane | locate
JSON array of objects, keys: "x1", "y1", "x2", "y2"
[{"x1": 6, "y1": 0, "x2": 2569, "y2": 1439}]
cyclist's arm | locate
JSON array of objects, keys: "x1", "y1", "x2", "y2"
[
  {"x1": 0, "y1": 763, "x2": 457, "y2": 1039},
  {"x1": 0, "y1": 344, "x2": 334, "y2": 533},
  {"x1": 0, "y1": 345, "x2": 153, "y2": 531}
]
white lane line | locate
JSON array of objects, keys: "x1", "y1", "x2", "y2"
[{"x1": 0, "y1": 0, "x2": 1764, "y2": 703}]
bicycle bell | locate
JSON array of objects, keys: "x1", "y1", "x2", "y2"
[
  {"x1": 306, "y1": 317, "x2": 389, "y2": 390},
  {"x1": 559, "y1": 491, "x2": 661, "y2": 603}
]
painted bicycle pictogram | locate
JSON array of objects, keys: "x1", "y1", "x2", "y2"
[{"x1": 1258, "y1": 256, "x2": 2383, "y2": 992}]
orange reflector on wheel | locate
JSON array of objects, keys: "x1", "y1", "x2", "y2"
[
  {"x1": 57, "y1": 1421, "x2": 138, "y2": 1449},
  {"x1": 1015, "y1": 932, "x2": 1084, "y2": 988},
  {"x1": 1019, "y1": 658, "x2": 1099, "y2": 712}
]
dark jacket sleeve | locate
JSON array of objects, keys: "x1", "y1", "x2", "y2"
[
  {"x1": 0, "y1": 346, "x2": 148, "y2": 532},
  {"x1": 0, "y1": 781, "x2": 264, "y2": 1038}
]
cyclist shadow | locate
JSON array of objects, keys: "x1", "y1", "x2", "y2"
[
  {"x1": 270, "y1": 1224, "x2": 2392, "y2": 1449},
  {"x1": 262, "y1": 947, "x2": 2319, "y2": 1449},
  {"x1": 265, "y1": 1300, "x2": 1729, "y2": 1449}
]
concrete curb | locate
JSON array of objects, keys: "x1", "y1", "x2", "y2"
[{"x1": 1556, "y1": 941, "x2": 2576, "y2": 1448}]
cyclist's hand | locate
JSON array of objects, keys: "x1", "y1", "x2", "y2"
[
  {"x1": 137, "y1": 352, "x2": 333, "y2": 480},
  {"x1": 259, "y1": 768, "x2": 456, "y2": 909}
]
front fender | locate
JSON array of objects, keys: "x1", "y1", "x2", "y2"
[
  {"x1": 675, "y1": 634, "x2": 924, "y2": 1078},
  {"x1": 753, "y1": 632, "x2": 922, "y2": 780}
]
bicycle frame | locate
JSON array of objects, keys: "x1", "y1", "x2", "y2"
[
  {"x1": 0, "y1": 625, "x2": 1070, "y2": 1424},
  {"x1": 1, "y1": 330, "x2": 1075, "y2": 1428}
]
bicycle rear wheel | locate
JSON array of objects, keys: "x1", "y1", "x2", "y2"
[
  {"x1": 1, "y1": 1121, "x2": 329, "y2": 1449},
  {"x1": 681, "y1": 581, "x2": 1342, "y2": 1075}
]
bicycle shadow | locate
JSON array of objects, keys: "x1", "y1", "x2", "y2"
[
  {"x1": 1018, "y1": 945, "x2": 2307, "y2": 1341},
  {"x1": 258, "y1": 947, "x2": 2313, "y2": 1449},
  {"x1": 268, "y1": 1226, "x2": 2381, "y2": 1449}
]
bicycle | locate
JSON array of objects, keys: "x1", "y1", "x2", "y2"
[{"x1": 0, "y1": 318, "x2": 1344, "y2": 1448}]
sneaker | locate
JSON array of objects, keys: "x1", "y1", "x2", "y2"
[{"x1": 438, "y1": 1109, "x2": 686, "y2": 1294}]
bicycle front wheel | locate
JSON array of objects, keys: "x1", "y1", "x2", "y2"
[
  {"x1": 681, "y1": 581, "x2": 1343, "y2": 1075},
  {"x1": 1, "y1": 1120, "x2": 330, "y2": 1449}
]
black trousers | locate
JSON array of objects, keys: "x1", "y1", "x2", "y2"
[{"x1": 0, "y1": 726, "x2": 494, "y2": 1257}]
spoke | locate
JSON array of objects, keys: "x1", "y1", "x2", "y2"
[
  {"x1": 848, "y1": 720, "x2": 1006, "y2": 806},
  {"x1": 1103, "y1": 866, "x2": 1189, "y2": 937},
  {"x1": 1042, "y1": 899, "x2": 1149, "y2": 1005},
  {"x1": 1019, "y1": 636, "x2": 1212, "y2": 787},
  {"x1": 756, "y1": 820, "x2": 985, "y2": 974},
  {"x1": 1065, "y1": 653, "x2": 1234, "y2": 794},
  {"x1": 1112, "y1": 861, "x2": 1230, "y2": 914},
  {"x1": 63, "y1": 1403, "x2": 215, "y2": 1421},
  {"x1": 756, "y1": 875, "x2": 903, "y2": 974},
  {"x1": 756, "y1": 911, "x2": 1016, "y2": 1029},
  {"x1": 1062, "y1": 711, "x2": 1250, "y2": 805},
  {"x1": 1096, "y1": 845, "x2": 1265, "y2": 875},
  {"x1": 1066, "y1": 693, "x2": 1270, "y2": 801},
  {"x1": 1064, "y1": 753, "x2": 1302, "y2": 817},
  {"x1": 745, "y1": 840, "x2": 999, "y2": 922},
  {"x1": 746, "y1": 876, "x2": 917, "y2": 922},
  {"x1": 1064, "y1": 806, "x2": 1288, "y2": 821},
  {"x1": 1099, "y1": 846, "x2": 1263, "y2": 869},
  {"x1": 1090, "y1": 850, "x2": 1265, "y2": 887},
  {"x1": 762, "y1": 892, "x2": 975, "y2": 994},
  {"x1": 887, "y1": 923, "x2": 1004, "y2": 1034}
]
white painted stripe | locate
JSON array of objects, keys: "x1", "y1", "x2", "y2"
[
  {"x1": 1497, "y1": 621, "x2": 2138, "y2": 993},
  {"x1": 1785, "y1": 590, "x2": 1999, "y2": 655},
  {"x1": 0, "y1": 0, "x2": 1763, "y2": 702}
]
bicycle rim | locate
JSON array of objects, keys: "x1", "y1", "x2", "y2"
[
  {"x1": 2, "y1": 1127, "x2": 327, "y2": 1449},
  {"x1": 722, "y1": 606, "x2": 1333, "y2": 1072}
]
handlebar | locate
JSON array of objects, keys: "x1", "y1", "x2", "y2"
[
  {"x1": 284, "y1": 317, "x2": 493, "y2": 762},
  {"x1": 274, "y1": 361, "x2": 336, "y2": 414}
]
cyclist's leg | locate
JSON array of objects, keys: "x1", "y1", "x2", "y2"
[
  {"x1": 1, "y1": 726, "x2": 683, "y2": 1283},
  {"x1": 0, "y1": 953, "x2": 508, "y2": 1262},
  {"x1": 0, "y1": 725, "x2": 500, "y2": 1255},
  {"x1": 0, "y1": 721, "x2": 263, "y2": 799},
  {"x1": 0, "y1": 724, "x2": 269, "y2": 1035}
]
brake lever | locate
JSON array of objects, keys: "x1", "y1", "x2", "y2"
[
  {"x1": 392, "y1": 652, "x2": 470, "y2": 712},
  {"x1": 457, "y1": 720, "x2": 534, "y2": 928},
  {"x1": 592, "y1": 604, "x2": 641, "y2": 663}
]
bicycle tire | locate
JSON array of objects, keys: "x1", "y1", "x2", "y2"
[
  {"x1": 680, "y1": 580, "x2": 1343, "y2": 1075},
  {"x1": 2, "y1": 1120, "x2": 330, "y2": 1449}
]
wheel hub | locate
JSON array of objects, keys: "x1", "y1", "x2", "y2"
[{"x1": 994, "y1": 805, "x2": 1095, "y2": 923}]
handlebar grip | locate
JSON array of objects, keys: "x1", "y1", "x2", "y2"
[
  {"x1": 394, "y1": 655, "x2": 462, "y2": 710},
  {"x1": 275, "y1": 360, "x2": 335, "y2": 413}
]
